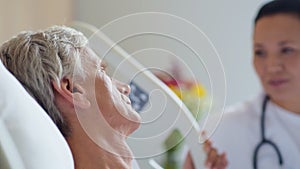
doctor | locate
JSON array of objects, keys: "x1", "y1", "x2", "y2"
[{"x1": 209, "y1": 0, "x2": 300, "y2": 169}]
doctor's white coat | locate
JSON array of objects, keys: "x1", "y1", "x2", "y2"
[{"x1": 211, "y1": 93, "x2": 300, "y2": 169}]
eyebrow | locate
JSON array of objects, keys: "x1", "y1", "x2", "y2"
[
  {"x1": 254, "y1": 40, "x2": 296, "y2": 48},
  {"x1": 279, "y1": 40, "x2": 295, "y2": 46},
  {"x1": 254, "y1": 43, "x2": 263, "y2": 48}
]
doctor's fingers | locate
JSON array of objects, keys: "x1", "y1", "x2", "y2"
[
  {"x1": 203, "y1": 139, "x2": 227, "y2": 168},
  {"x1": 205, "y1": 147, "x2": 218, "y2": 168},
  {"x1": 203, "y1": 139, "x2": 213, "y2": 152},
  {"x1": 203, "y1": 141, "x2": 227, "y2": 169},
  {"x1": 212, "y1": 153, "x2": 228, "y2": 169},
  {"x1": 203, "y1": 140, "x2": 214, "y2": 166},
  {"x1": 205, "y1": 151, "x2": 227, "y2": 169}
]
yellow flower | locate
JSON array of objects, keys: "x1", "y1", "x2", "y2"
[
  {"x1": 191, "y1": 83, "x2": 206, "y2": 98},
  {"x1": 169, "y1": 85, "x2": 182, "y2": 99}
]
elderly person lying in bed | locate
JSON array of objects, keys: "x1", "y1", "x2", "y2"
[
  {"x1": 0, "y1": 25, "x2": 225, "y2": 169},
  {"x1": 0, "y1": 25, "x2": 141, "y2": 169}
]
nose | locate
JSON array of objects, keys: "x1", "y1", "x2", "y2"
[
  {"x1": 265, "y1": 55, "x2": 283, "y2": 73},
  {"x1": 114, "y1": 79, "x2": 131, "y2": 96}
]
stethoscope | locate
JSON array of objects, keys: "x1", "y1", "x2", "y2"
[{"x1": 252, "y1": 95, "x2": 284, "y2": 169}]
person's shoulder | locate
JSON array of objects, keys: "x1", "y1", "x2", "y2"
[
  {"x1": 223, "y1": 93, "x2": 265, "y2": 121},
  {"x1": 209, "y1": 93, "x2": 265, "y2": 169},
  {"x1": 210, "y1": 93, "x2": 265, "y2": 140}
]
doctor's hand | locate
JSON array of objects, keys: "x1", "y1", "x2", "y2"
[{"x1": 203, "y1": 139, "x2": 228, "y2": 169}]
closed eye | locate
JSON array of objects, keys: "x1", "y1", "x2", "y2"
[
  {"x1": 100, "y1": 61, "x2": 107, "y2": 71},
  {"x1": 97, "y1": 60, "x2": 107, "y2": 73}
]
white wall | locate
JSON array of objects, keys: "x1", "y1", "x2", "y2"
[
  {"x1": 74, "y1": 0, "x2": 269, "y2": 106},
  {"x1": 0, "y1": 0, "x2": 72, "y2": 44}
]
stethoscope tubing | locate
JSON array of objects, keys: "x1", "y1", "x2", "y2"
[{"x1": 252, "y1": 95, "x2": 284, "y2": 169}]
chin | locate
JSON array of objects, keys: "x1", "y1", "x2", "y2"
[
  {"x1": 130, "y1": 110, "x2": 141, "y2": 130},
  {"x1": 110, "y1": 113, "x2": 141, "y2": 137},
  {"x1": 125, "y1": 116, "x2": 141, "y2": 136},
  {"x1": 122, "y1": 106, "x2": 141, "y2": 131},
  {"x1": 267, "y1": 90, "x2": 291, "y2": 103}
]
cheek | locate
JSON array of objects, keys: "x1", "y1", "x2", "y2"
[
  {"x1": 97, "y1": 99, "x2": 118, "y2": 128},
  {"x1": 111, "y1": 88, "x2": 126, "y2": 113},
  {"x1": 94, "y1": 81, "x2": 115, "y2": 117},
  {"x1": 286, "y1": 59, "x2": 300, "y2": 75},
  {"x1": 253, "y1": 59, "x2": 264, "y2": 77},
  {"x1": 94, "y1": 74, "x2": 113, "y2": 102}
]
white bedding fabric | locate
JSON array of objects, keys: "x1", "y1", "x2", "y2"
[{"x1": 0, "y1": 61, "x2": 74, "y2": 169}]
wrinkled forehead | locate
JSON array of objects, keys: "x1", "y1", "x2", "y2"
[
  {"x1": 81, "y1": 47, "x2": 100, "y2": 61},
  {"x1": 80, "y1": 47, "x2": 102, "y2": 68}
]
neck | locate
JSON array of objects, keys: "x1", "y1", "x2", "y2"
[
  {"x1": 271, "y1": 97, "x2": 300, "y2": 115},
  {"x1": 66, "y1": 115, "x2": 133, "y2": 169}
]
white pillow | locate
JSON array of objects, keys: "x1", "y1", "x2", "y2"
[{"x1": 0, "y1": 61, "x2": 74, "y2": 169}]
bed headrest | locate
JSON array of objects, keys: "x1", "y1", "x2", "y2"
[{"x1": 0, "y1": 61, "x2": 74, "y2": 169}]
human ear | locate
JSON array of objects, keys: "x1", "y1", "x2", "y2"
[{"x1": 52, "y1": 77, "x2": 91, "y2": 109}]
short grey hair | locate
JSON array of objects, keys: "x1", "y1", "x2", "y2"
[{"x1": 0, "y1": 25, "x2": 88, "y2": 137}]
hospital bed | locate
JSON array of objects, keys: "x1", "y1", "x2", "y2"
[{"x1": 72, "y1": 21, "x2": 206, "y2": 169}]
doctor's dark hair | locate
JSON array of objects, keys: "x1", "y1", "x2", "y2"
[
  {"x1": 255, "y1": 0, "x2": 300, "y2": 24},
  {"x1": 0, "y1": 26, "x2": 88, "y2": 137}
]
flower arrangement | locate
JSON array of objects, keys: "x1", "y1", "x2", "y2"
[
  {"x1": 153, "y1": 61, "x2": 209, "y2": 169},
  {"x1": 154, "y1": 61, "x2": 208, "y2": 121}
]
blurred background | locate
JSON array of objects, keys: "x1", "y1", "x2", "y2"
[{"x1": 0, "y1": 0, "x2": 269, "y2": 107}]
